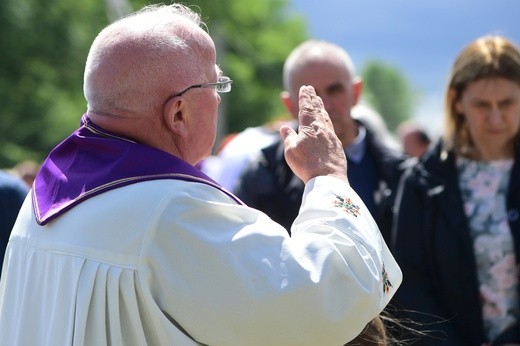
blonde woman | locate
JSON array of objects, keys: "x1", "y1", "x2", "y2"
[{"x1": 392, "y1": 35, "x2": 520, "y2": 345}]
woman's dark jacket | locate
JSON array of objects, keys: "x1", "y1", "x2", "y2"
[{"x1": 390, "y1": 140, "x2": 520, "y2": 345}]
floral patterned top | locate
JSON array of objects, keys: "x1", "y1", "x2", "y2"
[{"x1": 457, "y1": 157, "x2": 519, "y2": 341}]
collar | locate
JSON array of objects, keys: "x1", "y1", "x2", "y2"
[
  {"x1": 33, "y1": 114, "x2": 241, "y2": 225},
  {"x1": 345, "y1": 125, "x2": 367, "y2": 163}
]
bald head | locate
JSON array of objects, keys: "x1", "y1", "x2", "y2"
[
  {"x1": 280, "y1": 40, "x2": 362, "y2": 147},
  {"x1": 283, "y1": 40, "x2": 356, "y2": 98},
  {"x1": 83, "y1": 4, "x2": 209, "y2": 118}
]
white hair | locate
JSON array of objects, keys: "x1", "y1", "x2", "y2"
[{"x1": 83, "y1": 4, "x2": 204, "y2": 117}]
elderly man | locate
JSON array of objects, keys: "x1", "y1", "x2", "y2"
[
  {"x1": 0, "y1": 4, "x2": 401, "y2": 345},
  {"x1": 234, "y1": 40, "x2": 405, "y2": 241}
]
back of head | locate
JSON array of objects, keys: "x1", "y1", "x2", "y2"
[
  {"x1": 396, "y1": 120, "x2": 431, "y2": 156},
  {"x1": 83, "y1": 4, "x2": 204, "y2": 119},
  {"x1": 443, "y1": 35, "x2": 520, "y2": 152},
  {"x1": 283, "y1": 39, "x2": 356, "y2": 96}
]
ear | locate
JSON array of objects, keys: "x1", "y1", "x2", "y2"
[
  {"x1": 352, "y1": 77, "x2": 363, "y2": 105},
  {"x1": 280, "y1": 91, "x2": 298, "y2": 119},
  {"x1": 163, "y1": 97, "x2": 189, "y2": 138}
]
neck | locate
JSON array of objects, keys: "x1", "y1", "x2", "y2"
[
  {"x1": 339, "y1": 119, "x2": 359, "y2": 147},
  {"x1": 467, "y1": 142, "x2": 515, "y2": 161},
  {"x1": 89, "y1": 111, "x2": 185, "y2": 160}
]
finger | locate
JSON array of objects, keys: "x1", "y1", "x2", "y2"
[
  {"x1": 297, "y1": 86, "x2": 314, "y2": 127},
  {"x1": 297, "y1": 86, "x2": 325, "y2": 127},
  {"x1": 280, "y1": 124, "x2": 297, "y2": 146}
]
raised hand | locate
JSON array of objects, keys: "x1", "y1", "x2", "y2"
[{"x1": 280, "y1": 85, "x2": 348, "y2": 184}]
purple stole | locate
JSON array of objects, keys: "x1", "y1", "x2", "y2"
[{"x1": 33, "y1": 114, "x2": 241, "y2": 225}]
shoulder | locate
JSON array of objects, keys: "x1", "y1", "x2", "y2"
[
  {"x1": 363, "y1": 125, "x2": 404, "y2": 163},
  {"x1": 401, "y1": 140, "x2": 452, "y2": 187},
  {"x1": 260, "y1": 137, "x2": 286, "y2": 164},
  {"x1": 0, "y1": 170, "x2": 29, "y2": 198},
  {"x1": 119, "y1": 179, "x2": 238, "y2": 207},
  {"x1": 512, "y1": 141, "x2": 520, "y2": 176},
  {"x1": 240, "y1": 138, "x2": 287, "y2": 179},
  {"x1": 233, "y1": 140, "x2": 284, "y2": 197}
]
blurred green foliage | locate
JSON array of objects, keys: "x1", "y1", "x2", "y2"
[
  {"x1": 0, "y1": 0, "x2": 307, "y2": 167},
  {"x1": 0, "y1": 0, "x2": 414, "y2": 168},
  {"x1": 0, "y1": 0, "x2": 108, "y2": 167},
  {"x1": 361, "y1": 60, "x2": 416, "y2": 131}
]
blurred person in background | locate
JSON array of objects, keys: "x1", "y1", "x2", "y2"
[
  {"x1": 396, "y1": 119, "x2": 432, "y2": 158},
  {"x1": 0, "y1": 170, "x2": 28, "y2": 273},
  {"x1": 201, "y1": 118, "x2": 287, "y2": 190},
  {"x1": 353, "y1": 103, "x2": 402, "y2": 154},
  {"x1": 234, "y1": 39, "x2": 406, "y2": 242},
  {"x1": 391, "y1": 35, "x2": 520, "y2": 345},
  {"x1": 11, "y1": 160, "x2": 40, "y2": 187}
]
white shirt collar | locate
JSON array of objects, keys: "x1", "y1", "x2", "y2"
[{"x1": 345, "y1": 125, "x2": 367, "y2": 163}]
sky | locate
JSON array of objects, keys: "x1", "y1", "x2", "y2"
[{"x1": 288, "y1": 0, "x2": 520, "y2": 135}]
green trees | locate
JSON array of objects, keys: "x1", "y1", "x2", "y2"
[
  {"x1": 0, "y1": 0, "x2": 415, "y2": 168},
  {"x1": 360, "y1": 60, "x2": 416, "y2": 132},
  {"x1": 173, "y1": 0, "x2": 308, "y2": 133},
  {"x1": 0, "y1": 0, "x2": 306, "y2": 167},
  {"x1": 0, "y1": 0, "x2": 108, "y2": 167}
]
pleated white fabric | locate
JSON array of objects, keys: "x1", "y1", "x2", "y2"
[{"x1": 0, "y1": 176, "x2": 401, "y2": 345}]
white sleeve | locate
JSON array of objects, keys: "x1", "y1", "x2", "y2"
[{"x1": 143, "y1": 176, "x2": 402, "y2": 346}]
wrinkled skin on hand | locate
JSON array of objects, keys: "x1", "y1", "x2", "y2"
[{"x1": 280, "y1": 85, "x2": 348, "y2": 184}]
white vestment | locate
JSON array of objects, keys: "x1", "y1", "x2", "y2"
[{"x1": 0, "y1": 176, "x2": 401, "y2": 345}]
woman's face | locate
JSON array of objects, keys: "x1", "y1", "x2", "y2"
[{"x1": 456, "y1": 77, "x2": 520, "y2": 160}]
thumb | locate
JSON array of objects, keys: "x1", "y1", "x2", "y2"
[{"x1": 279, "y1": 125, "x2": 296, "y2": 142}]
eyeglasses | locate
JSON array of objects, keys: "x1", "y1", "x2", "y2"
[{"x1": 171, "y1": 76, "x2": 233, "y2": 98}]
